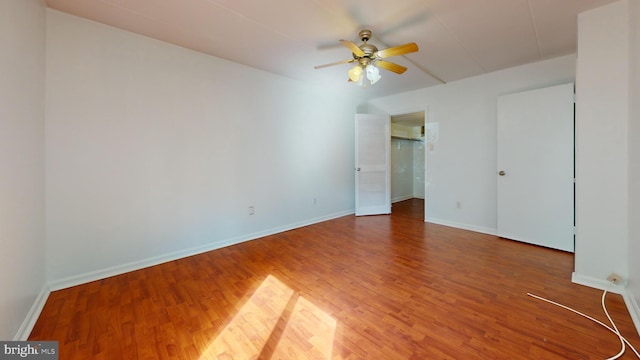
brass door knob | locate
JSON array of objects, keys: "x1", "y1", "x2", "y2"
[{"x1": 498, "y1": 171, "x2": 506, "y2": 176}]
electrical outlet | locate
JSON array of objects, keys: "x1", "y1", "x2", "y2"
[
  {"x1": 456, "y1": 201, "x2": 461, "y2": 209},
  {"x1": 607, "y1": 273, "x2": 623, "y2": 284},
  {"x1": 248, "y1": 206, "x2": 254, "y2": 215}
]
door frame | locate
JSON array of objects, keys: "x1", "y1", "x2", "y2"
[{"x1": 389, "y1": 107, "x2": 428, "y2": 221}]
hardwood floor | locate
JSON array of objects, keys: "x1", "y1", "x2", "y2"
[
  {"x1": 392, "y1": 198, "x2": 424, "y2": 220},
  {"x1": 30, "y1": 199, "x2": 640, "y2": 359}
]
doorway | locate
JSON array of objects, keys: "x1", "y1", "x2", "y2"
[{"x1": 390, "y1": 111, "x2": 426, "y2": 220}]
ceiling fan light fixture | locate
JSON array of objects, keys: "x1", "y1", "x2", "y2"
[
  {"x1": 366, "y1": 64, "x2": 381, "y2": 84},
  {"x1": 356, "y1": 75, "x2": 364, "y2": 86},
  {"x1": 348, "y1": 65, "x2": 363, "y2": 82}
]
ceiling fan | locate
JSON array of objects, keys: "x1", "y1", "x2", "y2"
[{"x1": 314, "y1": 29, "x2": 419, "y2": 86}]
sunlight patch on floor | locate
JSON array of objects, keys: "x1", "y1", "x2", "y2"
[
  {"x1": 199, "y1": 274, "x2": 337, "y2": 360},
  {"x1": 270, "y1": 296, "x2": 337, "y2": 359}
]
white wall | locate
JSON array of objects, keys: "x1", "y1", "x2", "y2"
[
  {"x1": 45, "y1": 10, "x2": 360, "y2": 286},
  {"x1": 391, "y1": 138, "x2": 415, "y2": 202},
  {"x1": 627, "y1": 0, "x2": 640, "y2": 324},
  {"x1": 390, "y1": 138, "x2": 426, "y2": 203},
  {"x1": 0, "y1": 0, "x2": 46, "y2": 340},
  {"x1": 574, "y1": 1, "x2": 630, "y2": 286},
  {"x1": 390, "y1": 123, "x2": 425, "y2": 202},
  {"x1": 367, "y1": 55, "x2": 575, "y2": 234}
]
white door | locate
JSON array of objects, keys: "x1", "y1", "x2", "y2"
[
  {"x1": 497, "y1": 83, "x2": 574, "y2": 252},
  {"x1": 355, "y1": 114, "x2": 391, "y2": 216}
]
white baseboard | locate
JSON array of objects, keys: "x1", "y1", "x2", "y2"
[
  {"x1": 392, "y1": 195, "x2": 413, "y2": 203},
  {"x1": 571, "y1": 272, "x2": 627, "y2": 294},
  {"x1": 425, "y1": 217, "x2": 497, "y2": 236},
  {"x1": 622, "y1": 290, "x2": 640, "y2": 335},
  {"x1": 48, "y1": 210, "x2": 353, "y2": 291},
  {"x1": 572, "y1": 272, "x2": 640, "y2": 336},
  {"x1": 14, "y1": 286, "x2": 51, "y2": 340},
  {"x1": 392, "y1": 195, "x2": 425, "y2": 203},
  {"x1": 623, "y1": 290, "x2": 640, "y2": 337}
]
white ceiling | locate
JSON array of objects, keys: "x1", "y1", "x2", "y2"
[{"x1": 44, "y1": 0, "x2": 616, "y2": 99}]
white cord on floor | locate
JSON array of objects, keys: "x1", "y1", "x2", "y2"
[
  {"x1": 527, "y1": 291, "x2": 640, "y2": 359},
  {"x1": 601, "y1": 289, "x2": 626, "y2": 360}
]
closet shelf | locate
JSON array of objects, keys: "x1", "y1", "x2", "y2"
[{"x1": 391, "y1": 135, "x2": 425, "y2": 142}]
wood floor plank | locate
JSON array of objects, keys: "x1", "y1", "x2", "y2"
[{"x1": 30, "y1": 199, "x2": 640, "y2": 359}]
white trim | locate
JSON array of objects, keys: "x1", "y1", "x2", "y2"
[
  {"x1": 572, "y1": 272, "x2": 640, "y2": 336},
  {"x1": 622, "y1": 290, "x2": 640, "y2": 336},
  {"x1": 389, "y1": 107, "x2": 428, "y2": 119},
  {"x1": 571, "y1": 272, "x2": 627, "y2": 294},
  {"x1": 392, "y1": 195, "x2": 414, "y2": 203},
  {"x1": 14, "y1": 286, "x2": 51, "y2": 340},
  {"x1": 48, "y1": 210, "x2": 353, "y2": 291},
  {"x1": 425, "y1": 217, "x2": 497, "y2": 236}
]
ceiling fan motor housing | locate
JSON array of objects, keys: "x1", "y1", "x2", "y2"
[{"x1": 355, "y1": 29, "x2": 377, "y2": 65}]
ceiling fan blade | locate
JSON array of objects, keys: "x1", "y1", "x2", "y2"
[
  {"x1": 375, "y1": 60, "x2": 407, "y2": 74},
  {"x1": 314, "y1": 59, "x2": 356, "y2": 69},
  {"x1": 339, "y1": 40, "x2": 365, "y2": 57},
  {"x1": 375, "y1": 42, "x2": 419, "y2": 59}
]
